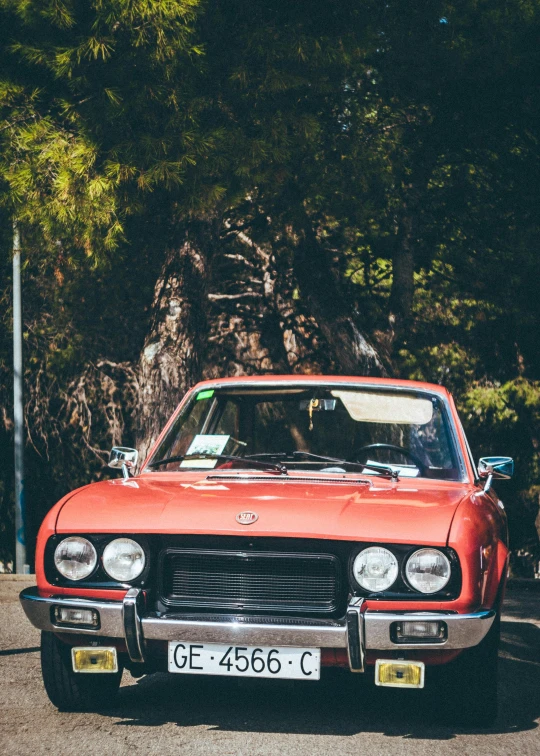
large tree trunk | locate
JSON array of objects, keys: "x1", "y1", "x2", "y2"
[
  {"x1": 135, "y1": 212, "x2": 388, "y2": 459},
  {"x1": 203, "y1": 230, "x2": 288, "y2": 377},
  {"x1": 292, "y1": 219, "x2": 386, "y2": 376},
  {"x1": 387, "y1": 151, "x2": 435, "y2": 360},
  {"x1": 388, "y1": 205, "x2": 416, "y2": 351},
  {"x1": 203, "y1": 227, "x2": 332, "y2": 378},
  {"x1": 136, "y1": 220, "x2": 217, "y2": 460}
]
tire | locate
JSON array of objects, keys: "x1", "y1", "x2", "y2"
[
  {"x1": 41, "y1": 631, "x2": 123, "y2": 712},
  {"x1": 438, "y1": 614, "x2": 500, "y2": 727}
]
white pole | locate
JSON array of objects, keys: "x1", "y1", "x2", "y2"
[{"x1": 13, "y1": 221, "x2": 28, "y2": 574}]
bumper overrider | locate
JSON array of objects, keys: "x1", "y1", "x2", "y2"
[{"x1": 20, "y1": 587, "x2": 495, "y2": 673}]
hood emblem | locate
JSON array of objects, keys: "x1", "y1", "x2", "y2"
[{"x1": 236, "y1": 510, "x2": 259, "y2": 525}]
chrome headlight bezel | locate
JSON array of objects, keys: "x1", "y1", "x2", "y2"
[
  {"x1": 54, "y1": 536, "x2": 98, "y2": 581},
  {"x1": 102, "y1": 537, "x2": 146, "y2": 582},
  {"x1": 350, "y1": 544, "x2": 460, "y2": 598},
  {"x1": 352, "y1": 546, "x2": 399, "y2": 593},
  {"x1": 404, "y1": 548, "x2": 452, "y2": 594},
  {"x1": 47, "y1": 534, "x2": 150, "y2": 586}
]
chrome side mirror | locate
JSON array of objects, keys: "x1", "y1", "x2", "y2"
[
  {"x1": 478, "y1": 456, "x2": 514, "y2": 492},
  {"x1": 108, "y1": 447, "x2": 139, "y2": 480}
]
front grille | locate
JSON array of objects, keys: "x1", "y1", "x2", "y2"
[
  {"x1": 156, "y1": 613, "x2": 342, "y2": 627},
  {"x1": 160, "y1": 549, "x2": 341, "y2": 614}
]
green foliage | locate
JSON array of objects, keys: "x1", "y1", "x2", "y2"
[
  {"x1": 0, "y1": 1, "x2": 539, "y2": 566},
  {"x1": 0, "y1": 0, "x2": 206, "y2": 260}
]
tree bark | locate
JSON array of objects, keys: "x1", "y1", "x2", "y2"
[
  {"x1": 204, "y1": 227, "x2": 338, "y2": 378},
  {"x1": 136, "y1": 212, "x2": 387, "y2": 459},
  {"x1": 388, "y1": 205, "x2": 416, "y2": 350},
  {"x1": 203, "y1": 230, "x2": 289, "y2": 378},
  {"x1": 387, "y1": 146, "x2": 435, "y2": 358},
  {"x1": 136, "y1": 220, "x2": 217, "y2": 460},
  {"x1": 292, "y1": 220, "x2": 386, "y2": 376}
]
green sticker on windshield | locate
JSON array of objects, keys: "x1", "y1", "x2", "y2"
[{"x1": 196, "y1": 389, "x2": 215, "y2": 400}]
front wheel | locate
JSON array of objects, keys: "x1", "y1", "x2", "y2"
[
  {"x1": 438, "y1": 614, "x2": 500, "y2": 727},
  {"x1": 41, "y1": 632, "x2": 123, "y2": 712}
]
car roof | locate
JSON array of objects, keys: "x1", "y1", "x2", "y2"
[{"x1": 191, "y1": 375, "x2": 451, "y2": 398}]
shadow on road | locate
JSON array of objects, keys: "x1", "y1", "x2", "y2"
[
  {"x1": 0, "y1": 645, "x2": 40, "y2": 657},
  {"x1": 99, "y1": 620, "x2": 540, "y2": 741}
]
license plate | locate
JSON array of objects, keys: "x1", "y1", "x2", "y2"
[{"x1": 168, "y1": 642, "x2": 321, "y2": 680}]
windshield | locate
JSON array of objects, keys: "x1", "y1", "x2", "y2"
[{"x1": 146, "y1": 386, "x2": 463, "y2": 480}]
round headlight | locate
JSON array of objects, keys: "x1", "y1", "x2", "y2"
[
  {"x1": 353, "y1": 547, "x2": 399, "y2": 592},
  {"x1": 102, "y1": 538, "x2": 146, "y2": 582},
  {"x1": 54, "y1": 537, "x2": 97, "y2": 581},
  {"x1": 405, "y1": 548, "x2": 451, "y2": 593}
]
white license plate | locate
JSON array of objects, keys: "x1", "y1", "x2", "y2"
[{"x1": 168, "y1": 642, "x2": 321, "y2": 680}]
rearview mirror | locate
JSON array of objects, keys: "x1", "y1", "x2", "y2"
[
  {"x1": 108, "y1": 447, "x2": 138, "y2": 479},
  {"x1": 478, "y1": 456, "x2": 514, "y2": 492}
]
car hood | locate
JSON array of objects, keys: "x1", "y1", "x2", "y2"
[{"x1": 55, "y1": 473, "x2": 472, "y2": 546}]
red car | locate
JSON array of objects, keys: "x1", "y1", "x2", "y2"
[{"x1": 20, "y1": 376, "x2": 513, "y2": 724}]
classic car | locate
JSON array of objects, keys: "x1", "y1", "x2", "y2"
[{"x1": 20, "y1": 375, "x2": 513, "y2": 725}]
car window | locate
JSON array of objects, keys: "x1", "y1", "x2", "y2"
[{"x1": 147, "y1": 386, "x2": 462, "y2": 480}]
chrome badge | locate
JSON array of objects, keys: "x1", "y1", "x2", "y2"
[{"x1": 236, "y1": 511, "x2": 259, "y2": 525}]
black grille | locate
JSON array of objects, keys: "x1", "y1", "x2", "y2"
[{"x1": 160, "y1": 549, "x2": 341, "y2": 613}]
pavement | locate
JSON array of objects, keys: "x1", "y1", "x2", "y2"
[{"x1": 0, "y1": 575, "x2": 538, "y2": 756}]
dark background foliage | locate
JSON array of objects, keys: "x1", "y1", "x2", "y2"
[{"x1": 0, "y1": 0, "x2": 538, "y2": 573}]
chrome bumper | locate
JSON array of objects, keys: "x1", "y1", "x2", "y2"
[{"x1": 20, "y1": 587, "x2": 495, "y2": 672}]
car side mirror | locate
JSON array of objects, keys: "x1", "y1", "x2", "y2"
[
  {"x1": 478, "y1": 456, "x2": 514, "y2": 492},
  {"x1": 108, "y1": 447, "x2": 139, "y2": 479}
]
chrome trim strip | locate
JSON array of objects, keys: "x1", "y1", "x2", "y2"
[
  {"x1": 20, "y1": 588, "x2": 496, "y2": 652},
  {"x1": 123, "y1": 588, "x2": 146, "y2": 663},
  {"x1": 346, "y1": 597, "x2": 365, "y2": 672},
  {"x1": 205, "y1": 476, "x2": 371, "y2": 485},
  {"x1": 140, "y1": 616, "x2": 348, "y2": 648}
]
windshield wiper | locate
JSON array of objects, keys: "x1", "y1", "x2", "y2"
[
  {"x1": 245, "y1": 452, "x2": 288, "y2": 460},
  {"x1": 246, "y1": 451, "x2": 398, "y2": 479},
  {"x1": 147, "y1": 454, "x2": 288, "y2": 475},
  {"x1": 292, "y1": 452, "x2": 398, "y2": 479}
]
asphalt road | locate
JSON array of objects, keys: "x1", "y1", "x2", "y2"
[{"x1": 1, "y1": 576, "x2": 539, "y2": 756}]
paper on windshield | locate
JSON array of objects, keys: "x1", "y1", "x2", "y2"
[
  {"x1": 331, "y1": 391, "x2": 433, "y2": 425},
  {"x1": 179, "y1": 434, "x2": 230, "y2": 468}
]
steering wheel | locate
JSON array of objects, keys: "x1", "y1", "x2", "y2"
[{"x1": 353, "y1": 443, "x2": 426, "y2": 474}]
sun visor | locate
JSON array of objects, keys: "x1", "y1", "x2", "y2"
[{"x1": 331, "y1": 390, "x2": 433, "y2": 425}]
